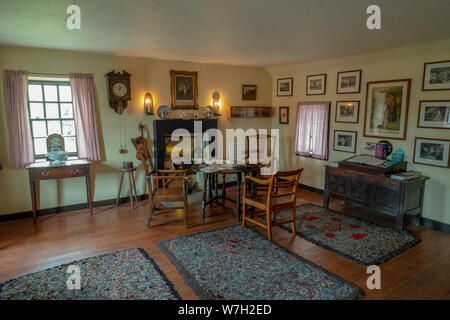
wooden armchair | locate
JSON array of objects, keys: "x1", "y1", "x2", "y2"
[
  {"x1": 242, "y1": 169, "x2": 303, "y2": 241},
  {"x1": 131, "y1": 137, "x2": 190, "y2": 229}
]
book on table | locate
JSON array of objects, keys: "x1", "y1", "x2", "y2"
[{"x1": 390, "y1": 171, "x2": 422, "y2": 181}]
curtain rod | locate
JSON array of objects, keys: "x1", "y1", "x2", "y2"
[{"x1": 29, "y1": 72, "x2": 69, "y2": 76}]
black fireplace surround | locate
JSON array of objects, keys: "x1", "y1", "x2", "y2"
[{"x1": 153, "y1": 119, "x2": 218, "y2": 170}]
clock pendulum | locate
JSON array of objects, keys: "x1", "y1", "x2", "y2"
[{"x1": 118, "y1": 115, "x2": 128, "y2": 154}]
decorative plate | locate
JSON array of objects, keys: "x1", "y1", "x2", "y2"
[{"x1": 157, "y1": 105, "x2": 170, "y2": 120}]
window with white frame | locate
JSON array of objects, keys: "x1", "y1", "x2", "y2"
[{"x1": 27, "y1": 80, "x2": 78, "y2": 159}]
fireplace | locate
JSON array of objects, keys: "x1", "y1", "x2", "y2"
[{"x1": 153, "y1": 119, "x2": 218, "y2": 170}]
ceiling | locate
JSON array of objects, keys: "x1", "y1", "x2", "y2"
[{"x1": 1, "y1": 0, "x2": 450, "y2": 66}]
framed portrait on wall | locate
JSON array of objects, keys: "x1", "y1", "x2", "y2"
[
  {"x1": 306, "y1": 74, "x2": 326, "y2": 95},
  {"x1": 422, "y1": 60, "x2": 450, "y2": 91},
  {"x1": 242, "y1": 84, "x2": 257, "y2": 100},
  {"x1": 414, "y1": 137, "x2": 450, "y2": 168},
  {"x1": 333, "y1": 130, "x2": 357, "y2": 153},
  {"x1": 277, "y1": 77, "x2": 293, "y2": 96},
  {"x1": 363, "y1": 79, "x2": 411, "y2": 140},
  {"x1": 336, "y1": 70, "x2": 362, "y2": 94},
  {"x1": 170, "y1": 70, "x2": 198, "y2": 109},
  {"x1": 279, "y1": 106, "x2": 289, "y2": 124},
  {"x1": 417, "y1": 100, "x2": 450, "y2": 129},
  {"x1": 335, "y1": 101, "x2": 360, "y2": 123}
]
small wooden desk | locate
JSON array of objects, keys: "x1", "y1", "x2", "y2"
[{"x1": 27, "y1": 160, "x2": 92, "y2": 224}]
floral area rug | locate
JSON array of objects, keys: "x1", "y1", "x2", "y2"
[
  {"x1": 157, "y1": 225, "x2": 363, "y2": 300},
  {"x1": 279, "y1": 203, "x2": 420, "y2": 266},
  {"x1": 0, "y1": 248, "x2": 180, "y2": 300}
]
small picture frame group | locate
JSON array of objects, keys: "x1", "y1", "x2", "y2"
[
  {"x1": 277, "y1": 78, "x2": 293, "y2": 96},
  {"x1": 242, "y1": 84, "x2": 257, "y2": 100},
  {"x1": 279, "y1": 106, "x2": 289, "y2": 124},
  {"x1": 422, "y1": 60, "x2": 450, "y2": 91},
  {"x1": 414, "y1": 137, "x2": 450, "y2": 168},
  {"x1": 335, "y1": 101, "x2": 360, "y2": 123},
  {"x1": 306, "y1": 74, "x2": 326, "y2": 95},
  {"x1": 333, "y1": 130, "x2": 357, "y2": 153},
  {"x1": 336, "y1": 70, "x2": 362, "y2": 94}
]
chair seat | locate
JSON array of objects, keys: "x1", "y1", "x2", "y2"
[{"x1": 153, "y1": 187, "x2": 185, "y2": 200}]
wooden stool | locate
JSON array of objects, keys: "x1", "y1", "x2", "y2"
[{"x1": 116, "y1": 167, "x2": 138, "y2": 209}]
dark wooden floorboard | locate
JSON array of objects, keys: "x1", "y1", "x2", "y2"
[{"x1": 0, "y1": 189, "x2": 448, "y2": 300}]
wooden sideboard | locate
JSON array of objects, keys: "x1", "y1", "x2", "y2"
[
  {"x1": 324, "y1": 165, "x2": 429, "y2": 230},
  {"x1": 27, "y1": 160, "x2": 92, "y2": 224}
]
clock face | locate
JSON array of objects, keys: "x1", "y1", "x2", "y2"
[{"x1": 112, "y1": 82, "x2": 128, "y2": 98}]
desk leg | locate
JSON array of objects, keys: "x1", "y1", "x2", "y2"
[
  {"x1": 236, "y1": 172, "x2": 242, "y2": 222},
  {"x1": 29, "y1": 176, "x2": 37, "y2": 224},
  {"x1": 86, "y1": 173, "x2": 93, "y2": 215},
  {"x1": 201, "y1": 173, "x2": 208, "y2": 218}
]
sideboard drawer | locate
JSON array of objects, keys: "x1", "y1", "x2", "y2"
[{"x1": 29, "y1": 166, "x2": 89, "y2": 180}]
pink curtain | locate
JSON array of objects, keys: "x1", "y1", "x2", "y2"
[
  {"x1": 3, "y1": 70, "x2": 34, "y2": 168},
  {"x1": 294, "y1": 101, "x2": 329, "y2": 160},
  {"x1": 70, "y1": 73, "x2": 101, "y2": 161}
]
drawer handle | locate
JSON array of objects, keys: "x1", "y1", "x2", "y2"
[
  {"x1": 70, "y1": 169, "x2": 80, "y2": 174},
  {"x1": 41, "y1": 171, "x2": 51, "y2": 176}
]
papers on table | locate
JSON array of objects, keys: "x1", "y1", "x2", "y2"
[{"x1": 345, "y1": 155, "x2": 385, "y2": 167}]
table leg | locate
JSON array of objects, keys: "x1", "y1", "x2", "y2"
[
  {"x1": 236, "y1": 172, "x2": 242, "y2": 222},
  {"x1": 209, "y1": 174, "x2": 213, "y2": 208},
  {"x1": 29, "y1": 175, "x2": 37, "y2": 224},
  {"x1": 201, "y1": 172, "x2": 208, "y2": 218},
  {"x1": 222, "y1": 173, "x2": 226, "y2": 204},
  {"x1": 116, "y1": 171, "x2": 124, "y2": 206},
  {"x1": 86, "y1": 173, "x2": 93, "y2": 215}
]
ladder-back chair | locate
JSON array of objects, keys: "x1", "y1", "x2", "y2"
[
  {"x1": 131, "y1": 137, "x2": 190, "y2": 229},
  {"x1": 242, "y1": 169, "x2": 303, "y2": 241}
]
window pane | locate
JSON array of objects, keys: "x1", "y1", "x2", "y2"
[
  {"x1": 43, "y1": 85, "x2": 58, "y2": 101},
  {"x1": 47, "y1": 120, "x2": 61, "y2": 135},
  {"x1": 32, "y1": 121, "x2": 47, "y2": 137},
  {"x1": 59, "y1": 86, "x2": 72, "y2": 102},
  {"x1": 28, "y1": 85, "x2": 43, "y2": 101},
  {"x1": 60, "y1": 103, "x2": 74, "y2": 118},
  {"x1": 65, "y1": 137, "x2": 77, "y2": 153},
  {"x1": 45, "y1": 103, "x2": 59, "y2": 118},
  {"x1": 62, "y1": 120, "x2": 75, "y2": 136},
  {"x1": 34, "y1": 138, "x2": 47, "y2": 155},
  {"x1": 29, "y1": 103, "x2": 44, "y2": 119}
]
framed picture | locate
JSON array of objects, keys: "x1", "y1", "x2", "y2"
[
  {"x1": 422, "y1": 60, "x2": 450, "y2": 91},
  {"x1": 335, "y1": 101, "x2": 360, "y2": 123},
  {"x1": 279, "y1": 106, "x2": 289, "y2": 124},
  {"x1": 242, "y1": 85, "x2": 257, "y2": 100},
  {"x1": 417, "y1": 100, "x2": 450, "y2": 129},
  {"x1": 170, "y1": 70, "x2": 198, "y2": 109},
  {"x1": 333, "y1": 130, "x2": 357, "y2": 153},
  {"x1": 363, "y1": 79, "x2": 411, "y2": 140},
  {"x1": 414, "y1": 137, "x2": 450, "y2": 168},
  {"x1": 336, "y1": 70, "x2": 362, "y2": 94},
  {"x1": 306, "y1": 74, "x2": 326, "y2": 95},
  {"x1": 277, "y1": 78, "x2": 293, "y2": 96}
]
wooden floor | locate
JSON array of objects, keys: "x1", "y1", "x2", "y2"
[{"x1": 0, "y1": 189, "x2": 449, "y2": 300}]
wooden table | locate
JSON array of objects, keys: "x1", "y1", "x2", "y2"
[
  {"x1": 200, "y1": 165, "x2": 260, "y2": 222},
  {"x1": 27, "y1": 160, "x2": 92, "y2": 224}
]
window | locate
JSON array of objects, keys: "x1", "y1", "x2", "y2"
[
  {"x1": 294, "y1": 101, "x2": 330, "y2": 160},
  {"x1": 27, "y1": 80, "x2": 78, "y2": 159}
]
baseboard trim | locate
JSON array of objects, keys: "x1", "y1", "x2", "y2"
[
  {"x1": 0, "y1": 194, "x2": 149, "y2": 223},
  {"x1": 297, "y1": 182, "x2": 449, "y2": 234}
]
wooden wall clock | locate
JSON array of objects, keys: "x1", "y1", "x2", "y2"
[{"x1": 105, "y1": 70, "x2": 132, "y2": 114}]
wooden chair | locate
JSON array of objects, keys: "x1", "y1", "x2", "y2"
[
  {"x1": 131, "y1": 137, "x2": 190, "y2": 229},
  {"x1": 242, "y1": 169, "x2": 303, "y2": 241}
]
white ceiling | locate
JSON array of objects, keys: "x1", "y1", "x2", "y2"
[{"x1": 1, "y1": 0, "x2": 450, "y2": 66}]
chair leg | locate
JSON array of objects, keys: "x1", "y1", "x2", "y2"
[
  {"x1": 242, "y1": 201, "x2": 247, "y2": 227},
  {"x1": 146, "y1": 194, "x2": 153, "y2": 230},
  {"x1": 183, "y1": 195, "x2": 188, "y2": 230},
  {"x1": 290, "y1": 207, "x2": 296, "y2": 235},
  {"x1": 266, "y1": 208, "x2": 272, "y2": 241}
]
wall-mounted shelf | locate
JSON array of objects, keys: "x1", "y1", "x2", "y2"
[{"x1": 226, "y1": 106, "x2": 273, "y2": 118}]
